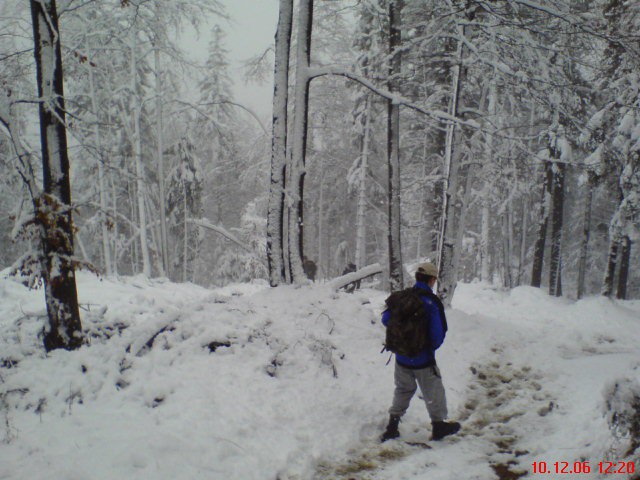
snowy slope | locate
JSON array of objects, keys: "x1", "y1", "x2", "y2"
[{"x1": 0, "y1": 274, "x2": 639, "y2": 480}]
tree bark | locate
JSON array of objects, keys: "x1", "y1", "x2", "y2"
[
  {"x1": 88, "y1": 67, "x2": 112, "y2": 277},
  {"x1": 183, "y1": 182, "x2": 188, "y2": 282},
  {"x1": 287, "y1": 0, "x2": 313, "y2": 284},
  {"x1": 130, "y1": 31, "x2": 151, "y2": 277},
  {"x1": 154, "y1": 19, "x2": 170, "y2": 278},
  {"x1": 517, "y1": 197, "x2": 528, "y2": 286},
  {"x1": 266, "y1": 0, "x2": 293, "y2": 286},
  {"x1": 602, "y1": 236, "x2": 619, "y2": 297},
  {"x1": 30, "y1": 0, "x2": 82, "y2": 351},
  {"x1": 548, "y1": 159, "x2": 565, "y2": 297},
  {"x1": 387, "y1": 0, "x2": 404, "y2": 292},
  {"x1": 437, "y1": 23, "x2": 464, "y2": 305},
  {"x1": 531, "y1": 161, "x2": 553, "y2": 288},
  {"x1": 355, "y1": 96, "x2": 371, "y2": 270},
  {"x1": 576, "y1": 171, "x2": 594, "y2": 299},
  {"x1": 616, "y1": 236, "x2": 631, "y2": 300},
  {"x1": 480, "y1": 76, "x2": 497, "y2": 283}
]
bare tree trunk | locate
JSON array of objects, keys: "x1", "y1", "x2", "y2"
[
  {"x1": 616, "y1": 236, "x2": 631, "y2": 300},
  {"x1": 183, "y1": 183, "x2": 188, "y2": 283},
  {"x1": 30, "y1": 0, "x2": 82, "y2": 351},
  {"x1": 287, "y1": 0, "x2": 313, "y2": 284},
  {"x1": 110, "y1": 161, "x2": 119, "y2": 276},
  {"x1": 480, "y1": 201, "x2": 491, "y2": 282},
  {"x1": 480, "y1": 79, "x2": 496, "y2": 283},
  {"x1": 387, "y1": 0, "x2": 404, "y2": 292},
  {"x1": 453, "y1": 162, "x2": 474, "y2": 286},
  {"x1": 576, "y1": 171, "x2": 595, "y2": 299},
  {"x1": 516, "y1": 106, "x2": 535, "y2": 286},
  {"x1": 504, "y1": 168, "x2": 515, "y2": 288},
  {"x1": 502, "y1": 209, "x2": 513, "y2": 288},
  {"x1": 266, "y1": 0, "x2": 293, "y2": 286},
  {"x1": 415, "y1": 138, "x2": 428, "y2": 260},
  {"x1": 602, "y1": 236, "x2": 619, "y2": 297},
  {"x1": 548, "y1": 157, "x2": 565, "y2": 297},
  {"x1": 317, "y1": 153, "x2": 325, "y2": 280},
  {"x1": 517, "y1": 197, "x2": 528, "y2": 286},
  {"x1": 531, "y1": 161, "x2": 553, "y2": 288}
]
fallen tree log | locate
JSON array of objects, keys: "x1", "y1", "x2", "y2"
[{"x1": 328, "y1": 263, "x2": 383, "y2": 291}]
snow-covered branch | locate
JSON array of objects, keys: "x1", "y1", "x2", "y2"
[
  {"x1": 186, "y1": 218, "x2": 252, "y2": 253},
  {"x1": 174, "y1": 99, "x2": 268, "y2": 136},
  {"x1": 0, "y1": 93, "x2": 39, "y2": 201},
  {"x1": 308, "y1": 66, "x2": 480, "y2": 129}
]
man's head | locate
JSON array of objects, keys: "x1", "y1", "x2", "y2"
[{"x1": 415, "y1": 262, "x2": 438, "y2": 287}]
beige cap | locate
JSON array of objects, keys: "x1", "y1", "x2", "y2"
[{"x1": 416, "y1": 262, "x2": 438, "y2": 277}]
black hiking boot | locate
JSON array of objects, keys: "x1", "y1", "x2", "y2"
[
  {"x1": 381, "y1": 414, "x2": 401, "y2": 442},
  {"x1": 431, "y1": 421, "x2": 461, "y2": 440}
]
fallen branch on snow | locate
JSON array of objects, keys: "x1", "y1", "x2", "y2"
[
  {"x1": 328, "y1": 263, "x2": 383, "y2": 292},
  {"x1": 187, "y1": 218, "x2": 252, "y2": 252}
]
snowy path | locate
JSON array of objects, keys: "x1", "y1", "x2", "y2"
[
  {"x1": 303, "y1": 284, "x2": 640, "y2": 480},
  {"x1": 306, "y1": 346, "x2": 557, "y2": 480}
]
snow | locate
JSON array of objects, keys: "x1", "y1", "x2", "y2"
[{"x1": 1, "y1": 274, "x2": 639, "y2": 480}]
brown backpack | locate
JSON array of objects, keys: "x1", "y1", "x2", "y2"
[{"x1": 383, "y1": 288, "x2": 431, "y2": 357}]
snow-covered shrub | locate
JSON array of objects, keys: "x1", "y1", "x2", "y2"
[{"x1": 603, "y1": 374, "x2": 640, "y2": 460}]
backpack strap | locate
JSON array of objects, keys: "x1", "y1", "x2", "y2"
[{"x1": 413, "y1": 288, "x2": 448, "y2": 333}]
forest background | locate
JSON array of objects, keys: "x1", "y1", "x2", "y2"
[{"x1": 1, "y1": 0, "x2": 639, "y2": 351}]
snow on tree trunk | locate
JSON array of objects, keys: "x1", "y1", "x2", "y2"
[
  {"x1": 183, "y1": 182, "x2": 188, "y2": 283},
  {"x1": 154, "y1": 22, "x2": 170, "y2": 278},
  {"x1": 387, "y1": 0, "x2": 403, "y2": 292},
  {"x1": 110, "y1": 167, "x2": 119, "y2": 276},
  {"x1": 503, "y1": 165, "x2": 516, "y2": 288},
  {"x1": 453, "y1": 162, "x2": 474, "y2": 286},
  {"x1": 267, "y1": 0, "x2": 293, "y2": 287},
  {"x1": 517, "y1": 197, "x2": 528, "y2": 286},
  {"x1": 317, "y1": 154, "x2": 325, "y2": 279},
  {"x1": 88, "y1": 68, "x2": 112, "y2": 277},
  {"x1": 516, "y1": 106, "x2": 536, "y2": 286},
  {"x1": 287, "y1": 0, "x2": 313, "y2": 284},
  {"x1": 480, "y1": 76, "x2": 497, "y2": 283},
  {"x1": 437, "y1": 23, "x2": 464, "y2": 306},
  {"x1": 548, "y1": 134, "x2": 566, "y2": 297},
  {"x1": 30, "y1": 0, "x2": 82, "y2": 351},
  {"x1": 577, "y1": 171, "x2": 595, "y2": 299},
  {"x1": 502, "y1": 206, "x2": 513, "y2": 288},
  {"x1": 355, "y1": 96, "x2": 371, "y2": 270},
  {"x1": 130, "y1": 31, "x2": 151, "y2": 277}
]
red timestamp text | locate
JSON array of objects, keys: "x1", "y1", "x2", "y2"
[{"x1": 531, "y1": 460, "x2": 636, "y2": 475}]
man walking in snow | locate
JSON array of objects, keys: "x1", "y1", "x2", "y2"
[{"x1": 380, "y1": 262, "x2": 461, "y2": 442}]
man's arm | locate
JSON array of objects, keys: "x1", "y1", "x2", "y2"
[
  {"x1": 381, "y1": 309, "x2": 390, "y2": 327},
  {"x1": 425, "y1": 299, "x2": 446, "y2": 350}
]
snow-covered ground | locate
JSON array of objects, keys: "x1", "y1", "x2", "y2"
[{"x1": 0, "y1": 273, "x2": 639, "y2": 480}]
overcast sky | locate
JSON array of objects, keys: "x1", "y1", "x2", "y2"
[{"x1": 182, "y1": 0, "x2": 279, "y2": 119}]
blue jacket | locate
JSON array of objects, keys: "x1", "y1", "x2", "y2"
[{"x1": 381, "y1": 282, "x2": 446, "y2": 369}]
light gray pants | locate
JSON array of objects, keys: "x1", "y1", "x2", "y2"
[{"x1": 389, "y1": 362, "x2": 448, "y2": 422}]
